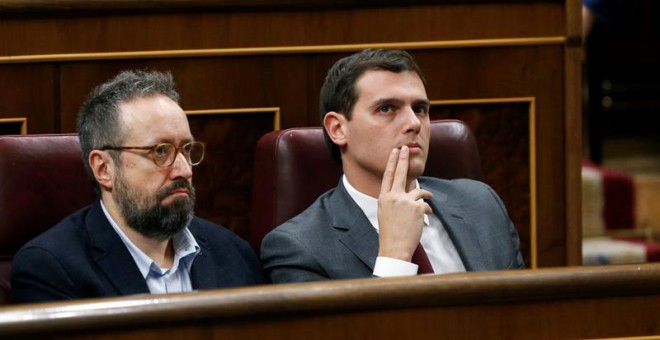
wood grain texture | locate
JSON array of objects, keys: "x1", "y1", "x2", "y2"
[
  {"x1": 0, "y1": 263, "x2": 658, "y2": 339},
  {"x1": 0, "y1": 3, "x2": 563, "y2": 56},
  {"x1": 431, "y1": 101, "x2": 532, "y2": 266},
  {"x1": 0, "y1": 1, "x2": 581, "y2": 267}
]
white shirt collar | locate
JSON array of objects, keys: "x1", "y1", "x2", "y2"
[{"x1": 342, "y1": 175, "x2": 429, "y2": 232}]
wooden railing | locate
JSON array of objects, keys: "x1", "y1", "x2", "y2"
[{"x1": 1, "y1": 263, "x2": 659, "y2": 339}]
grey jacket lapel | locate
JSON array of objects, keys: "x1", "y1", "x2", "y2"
[
  {"x1": 325, "y1": 177, "x2": 490, "y2": 272},
  {"x1": 425, "y1": 183, "x2": 485, "y2": 271},
  {"x1": 328, "y1": 180, "x2": 379, "y2": 271}
]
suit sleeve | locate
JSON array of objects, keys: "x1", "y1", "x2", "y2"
[
  {"x1": 10, "y1": 246, "x2": 79, "y2": 303},
  {"x1": 260, "y1": 227, "x2": 331, "y2": 283}
]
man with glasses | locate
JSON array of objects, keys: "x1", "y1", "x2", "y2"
[{"x1": 11, "y1": 70, "x2": 264, "y2": 303}]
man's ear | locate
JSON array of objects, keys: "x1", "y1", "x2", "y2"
[
  {"x1": 89, "y1": 150, "x2": 114, "y2": 191},
  {"x1": 323, "y1": 111, "x2": 348, "y2": 146}
]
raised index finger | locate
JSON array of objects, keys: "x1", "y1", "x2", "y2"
[
  {"x1": 392, "y1": 145, "x2": 409, "y2": 192},
  {"x1": 380, "y1": 147, "x2": 400, "y2": 194}
]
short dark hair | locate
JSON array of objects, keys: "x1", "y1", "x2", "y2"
[
  {"x1": 76, "y1": 70, "x2": 180, "y2": 195},
  {"x1": 319, "y1": 49, "x2": 427, "y2": 164}
]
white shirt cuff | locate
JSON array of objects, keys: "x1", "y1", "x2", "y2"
[{"x1": 373, "y1": 256, "x2": 418, "y2": 277}]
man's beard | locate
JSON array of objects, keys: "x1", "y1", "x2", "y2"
[{"x1": 114, "y1": 171, "x2": 195, "y2": 241}]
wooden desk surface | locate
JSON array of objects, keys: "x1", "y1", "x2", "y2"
[{"x1": 1, "y1": 264, "x2": 659, "y2": 339}]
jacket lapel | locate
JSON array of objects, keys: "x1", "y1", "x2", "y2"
[
  {"x1": 426, "y1": 185, "x2": 485, "y2": 271},
  {"x1": 188, "y1": 231, "x2": 220, "y2": 289},
  {"x1": 87, "y1": 201, "x2": 150, "y2": 295},
  {"x1": 329, "y1": 180, "x2": 379, "y2": 271},
  {"x1": 326, "y1": 178, "x2": 490, "y2": 272}
]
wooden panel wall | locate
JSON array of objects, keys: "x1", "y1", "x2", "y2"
[{"x1": 0, "y1": 0, "x2": 582, "y2": 267}]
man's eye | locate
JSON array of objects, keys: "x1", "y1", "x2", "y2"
[
  {"x1": 182, "y1": 143, "x2": 193, "y2": 155},
  {"x1": 378, "y1": 105, "x2": 392, "y2": 113},
  {"x1": 153, "y1": 145, "x2": 170, "y2": 158},
  {"x1": 414, "y1": 106, "x2": 429, "y2": 115}
]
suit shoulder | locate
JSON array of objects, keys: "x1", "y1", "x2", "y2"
[
  {"x1": 419, "y1": 176, "x2": 491, "y2": 191},
  {"x1": 16, "y1": 205, "x2": 93, "y2": 253},
  {"x1": 266, "y1": 188, "x2": 337, "y2": 237}
]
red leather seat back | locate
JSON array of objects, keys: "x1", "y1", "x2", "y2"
[
  {"x1": 0, "y1": 134, "x2": 96, "y2": 304},
  {"x1": 249, "y1": 119, "x2": 482, "y2": 253}
]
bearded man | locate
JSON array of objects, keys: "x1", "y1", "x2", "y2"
[{"x1": 11, "y1": 70, "x2": 264, "y2": 303}]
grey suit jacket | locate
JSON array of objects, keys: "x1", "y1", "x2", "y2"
[{"x1": 260, "y1": 176, "x2": 524, "y2": 283}]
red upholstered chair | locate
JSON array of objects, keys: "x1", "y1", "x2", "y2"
[
  {"x1": 249, "y1": 119, "x2": 483, "y2": 253},
  {"x1": 0, "y1": 134, "x2": 96, "y2": 304}
]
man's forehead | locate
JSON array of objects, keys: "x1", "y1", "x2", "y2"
[
  {"x1": 355, "y1": 70, "x2": 426, "y2": 99},
  {"x1": 118, "y1": 96, "x2": 190, "y2": 142}
]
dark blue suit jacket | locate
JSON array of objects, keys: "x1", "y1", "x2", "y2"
[{"x1": 11, "y1": 201, "x2": 264, "y2": 303}]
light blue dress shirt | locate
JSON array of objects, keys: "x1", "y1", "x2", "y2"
[{"x1": 100, "y1": 200, "x2": 200, "y2": 294}]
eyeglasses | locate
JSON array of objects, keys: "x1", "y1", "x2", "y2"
[{"x1": 98, "y1": 141, "x2": 206, "y2": 167}]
